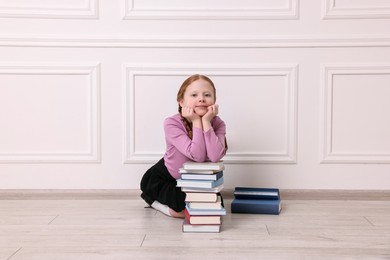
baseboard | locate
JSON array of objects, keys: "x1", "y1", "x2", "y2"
[
  {"x1": 1, "y1": 189, "x2": 390, "y2": 200},
  {"x1": 278, "y1": 189, "x2": 390, "y2": 200},
  {"x1": 0, "y1": 189, "x2": 139, "y2": 200}
]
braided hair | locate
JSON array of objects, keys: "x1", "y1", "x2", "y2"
[{"x1": 177, "y1": 74, "x2": 227, "y2": 151}]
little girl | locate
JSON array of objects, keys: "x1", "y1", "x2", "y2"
[{"x1": 140, "y1": 74, "x2": 227, "y2": 218}]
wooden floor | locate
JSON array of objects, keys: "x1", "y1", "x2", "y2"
[{"x1": 1, "y1": 191, "x2": 390, "y2": 260}]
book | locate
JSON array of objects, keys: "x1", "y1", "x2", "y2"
[
  {"x1": 179, "y1": 168, "x2": 221, "y2": 175},
  {"x1": 177, "y1": 176, "x2": 224, "y2": 189},
  {"x1": 183, "y1": 161, "x2": 224, "y2": 171},
  {"x1": 181, "y1": 184, "x2": 224, "y2": 193},
  {"x1": 184, "y1": 208, "x2": 221, "y2": 225},
  {"x1": 182, "y1": 218, "x2": 221, "y2": 233},
  {"x1": 234, "y1": 187, "x2": 280, "y2": 200},
  {"x1": 188, "y1": 196, "x2": 222, "y2": 210},
  {"x1": 185, "y1": 203, "x2": 226, "y2": 216},
  {"x1": 231, "y1": 198, "x2": 281, "y2": 215},
  {"x1": 185, "y1": 192, "x2": 218, "y2": 202},
  {"x1": 181, "y1": 171, "x2": 223, "y2": 181}
]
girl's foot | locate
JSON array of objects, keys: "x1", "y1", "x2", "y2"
[{"x1": 169, "y1": 208, "x2": 185, "y2": 218}]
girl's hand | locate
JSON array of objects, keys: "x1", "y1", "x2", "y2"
[
  {"x1": 181, "y1": 106, "x2": 201, "y2": 123},
  {"x1": 202, "y1": 104, "x2": 219, "y2": 122}
]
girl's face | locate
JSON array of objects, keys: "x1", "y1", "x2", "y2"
[{"x1": 179, "y1": 79, "x2": 215, "y2": 117}]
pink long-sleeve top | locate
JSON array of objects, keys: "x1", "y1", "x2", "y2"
[{"x1": 163, "y1": 113, "x2": 226, "y2": 179}]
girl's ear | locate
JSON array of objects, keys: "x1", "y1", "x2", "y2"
[{"x1": 179, "y1": 99, "x2": 184, "y2": 107}]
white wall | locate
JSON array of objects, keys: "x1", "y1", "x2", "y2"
[{"x1": 1, "y1": 0, "x2": 390, "y2": 189}]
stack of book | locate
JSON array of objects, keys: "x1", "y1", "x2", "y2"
[
  {"x1": 231, "y1": 187, "x2": 282, "y2": 215},
  {"x1": 176, "y1": 161, "x2": 226, "y2": 233}
]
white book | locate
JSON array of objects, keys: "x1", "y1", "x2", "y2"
[
  {"x1": 185, "y1": 192, "x2": 218, "y2": 202},
  {"x1": 181, "y1": 184, "x2": 224, "y2": 193},
  {"x1": 183, "y1": 161, "x2": 224, "y2": 171},
  {"x1": 185, "y1": 204, "x2": 226, "y2": 216},
  {"x1": 188, "y1": 197, "x2": 222, "y2": 209},
  {"x1": 182, "y1": 219, "x2": 221, "y2": 233},
  {"x1": 179, "y1": 168, "x2": 221, "y2": 175}
]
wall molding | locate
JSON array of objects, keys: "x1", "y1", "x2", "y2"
[
  {"x1": 123, "y1": 0, "x2": 298, "y2": 20},
  {"x1": 123, "y1": 64, "x2": 298, "y2": 164},
  {"x1": 0, "y1": 0, "x2": 98, "y2": 19},
  {"x1": 320, "y1": 63, "x2": 390, "y2": 163},
  {"x1": 0, "y1": 62, "x2": 101, "y2": 163},
  {"x1": 322, "y1": 0, "x2": 390, "y2": 19},
  {"x1": 1, "y1": 35, "x2": 390, "y2": 48}
]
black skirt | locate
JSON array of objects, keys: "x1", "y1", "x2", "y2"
[{"x1": 140, "y1": 158, "x2": 186, "y2": 212}]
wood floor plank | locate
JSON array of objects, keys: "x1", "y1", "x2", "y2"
[
  {"x1": 9, "y1": 247, "x2": 390, "y2": 260},
  {"x1": 224, "y1": 213, "x2": 371, "y2": 229},
  {"x1": 141, "y1": 232, "x2": 390, "y2": 249},
  {"x1": 278, "y1": 200, "x2": 390, "y2": 216},
  {"x1": 0, "y1": 247, "x2": 21, "y2": 260},
  {"x1": 0, "y1": 200, "x2": 148, "y2": 215},
  {"x1": 266, "y1": 225, "x2": 390, "y2": 237},
  {"x1": 0, "y1": 215, "x2": 56, "y2": 225},
  {"x1": 365, "y1": 216, "x2": 390, "y2": 226},
  {"x1": 0, "y1": 225, "x2": 146, "y2": 248},
  {"x1": 1, "y1": 232, "x2": 145, "y2": 248}
]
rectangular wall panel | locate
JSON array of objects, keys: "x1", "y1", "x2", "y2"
[
  {"x1": 123, "y1": 64, "x2": 298, "y2": 164},
  {"x1": 0, "y1": 63, "x2": 101, "y2": 163},
  {"x1": 320, "y1": 64, "x2": 390, "y2": 163},
  {"x1": 323, "y1": 0, "x2": 390, "y2": 19},
  {"x1": 0, "y1": 0, "x2": 98, "y2": 19},
  {"x1": 124, "y1": 0, "x2": 298, "y2": 20}
]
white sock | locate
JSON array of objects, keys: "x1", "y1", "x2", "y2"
[{"x1": 151, "y1": 201, "x2": 171, "y2": 217}]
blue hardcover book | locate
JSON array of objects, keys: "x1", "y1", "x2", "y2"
[
  {"x1": 177, "y1": 176, "x2": 224, "y2": 189},
  {"x1": 181, "y1": 171, "x2": 223, "y2": 181},
  {"x1": 231, "y1": 198, "x2": 281, "y2": 215},
  {"x1": 185, "y1": 203, "x2": 227, "y2": 216},
  {"x1": 234, "y1": 187, "x2": 280, "y2": 200}
]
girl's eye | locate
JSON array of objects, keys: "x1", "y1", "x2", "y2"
[{"x1": 191, "y1": 94, "x2": 197, "y2": 97}]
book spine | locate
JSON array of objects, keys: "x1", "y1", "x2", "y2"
[
  {"x1": 181, "y1": 171, "x2": 223, "y2": 180},
  {"x1": 183, "y1": 162, "x2": 224, "y2": 171},
  {"x1": 234, "y1": 188, "x2": 280, "y2": 200},
  {"x1": 185, "y1": 204, "x2": 227, "y2": 216},
  {"x1": 234, "y1": 194, "x2": 279, "y2": 200},
  {"x1": 184, "y1": 208, "x2": 191, "y2": 222},
  {"x1": 177, "y1": 176, "x2": 224, "y2": 188},
  {"x1": 185, "y1": 194, "x2": 218, "y2": 202},
  {"x1": 231, "y1": 200, "x2": 280, "y2": 215}
]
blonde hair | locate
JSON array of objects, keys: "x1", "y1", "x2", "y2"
[{"x1": 176, "y1": 74, "x2": 216, "y2": 139}]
